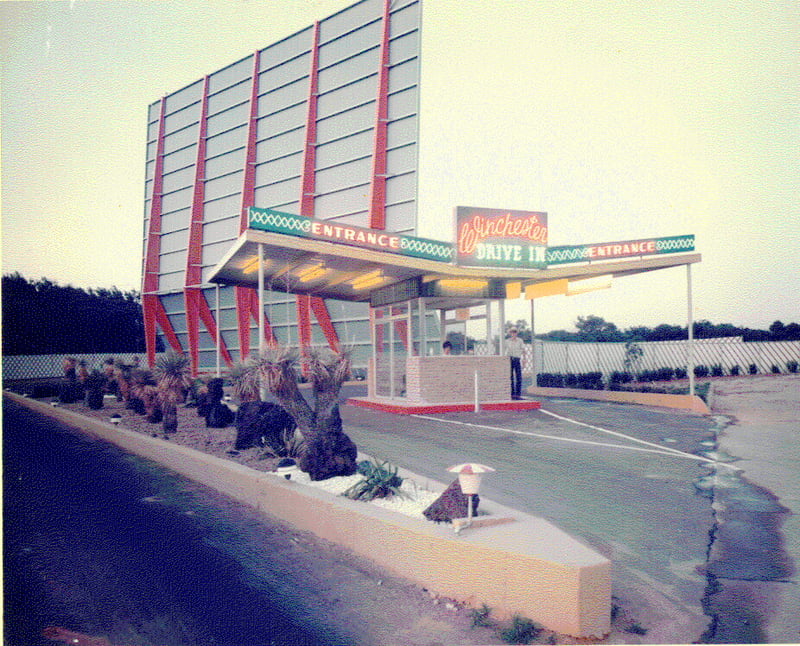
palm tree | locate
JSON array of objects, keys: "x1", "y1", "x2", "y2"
[
  {"x1": 154, "y1": 351, "x2": 192, "y2": 434},
  {"x1": 256, "y1": 346, "x2": 356, "y2": 481}
]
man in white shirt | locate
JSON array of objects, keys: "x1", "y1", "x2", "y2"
[{"x1": 506, "y1": 327, "x2": 524, "y2": 399}]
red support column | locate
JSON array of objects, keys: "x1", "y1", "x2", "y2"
[
  {"x1": 296, "y1": 23, "x2": 322, "y2": 361},
  {"x1": 369, "y1": 0, "x2": 392, "y2": 230},
  {"x1": 184, "y1": 76, "x2": 210, "y2": 376},
  {"x1": 237, "y1": 50, "x2": 278, "y2": 358},
  {"x1": 143, "y1": 98, "x2": 167, "y2": 368},
  {"x1": 310, "y1": 296, "x2": 340, "y2": 351}
]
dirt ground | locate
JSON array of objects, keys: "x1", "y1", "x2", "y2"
[{"x1": 40, "y1": 393, "x2": 646, "y2": 645}]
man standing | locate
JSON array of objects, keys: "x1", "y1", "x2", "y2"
[{"x1": 506, "y1": 327, "x2": 524, "y2": 399}]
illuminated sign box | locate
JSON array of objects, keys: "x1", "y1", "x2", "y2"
[
  {"x1": 455, "y1": 206, "x2": 548, "y2": 269},
  {"x1": 248, "y1": 207, "x2": 454, "y2": 263},
  {"x1": 546, "y1": 235, "x2": 695, "y2": 265}
]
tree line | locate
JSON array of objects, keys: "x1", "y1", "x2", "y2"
[
  {"x1": 508, "y1": 314, "x2": 800, "y2": 343},
  {"x1": 3, "y1": 273, "x2": 797, "y2": 356},
  {"x1": 2, "y1": 273, "x2": 149, "y2": 355}
]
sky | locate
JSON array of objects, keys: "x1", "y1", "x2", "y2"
[{"x1": 2, "y1": 0, "x2": 799, "y2": 335}]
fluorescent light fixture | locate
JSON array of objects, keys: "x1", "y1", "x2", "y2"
[
  {"x1": 295, "y1": 264, "x2": 327, "y2": 282},
  {"x1": 351, "y1": 270, "x2": 385, "y2": 290},
  {"x1": 567, "y1": 274, "x2": 613, "y2": 295},
  {"x1": 436, "y1": 278, "x2": 488, "y2": 293},
  {"x1": 242, "y1": 257, "x2": 271, "y2": 274}
]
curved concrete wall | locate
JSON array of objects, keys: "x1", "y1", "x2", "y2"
[{"x1": 5, "y1": 392, "x2": 611, "y2": 638}]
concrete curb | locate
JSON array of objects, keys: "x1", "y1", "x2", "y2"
[
  {"x1": 5, "y1": 391, "x2": 612, "y2": 638},
  {"x1": 527, "y1": 385, "x2": 711, "y2": 415}
]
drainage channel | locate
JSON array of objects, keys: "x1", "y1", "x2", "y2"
[{"x1": 694, "y1": 416, "x2": 794, "y2": 643}]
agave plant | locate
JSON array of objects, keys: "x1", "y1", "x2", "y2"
[
  {"x1": 154, "y1": 351, "x2": 192, "y2": 434},
  {"x1": 229, "y1": 357, "x2": 261, "y2": 403}
]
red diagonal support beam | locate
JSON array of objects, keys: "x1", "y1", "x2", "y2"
[
  {"x1": 369, "y1": 0, "x2": 392, "y2": 230},
  {"x1": 143, "y1": 97, "x2": 167, "y2": 368},
  {"x1": 184, "y1": 76, "x2": 211, "y2": 375},
  {"x1": 310, "y1": 296, "x2": 340, "y2": 351}
]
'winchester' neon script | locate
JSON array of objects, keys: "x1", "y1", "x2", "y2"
[{"x1": 456, "y1": 206, "x2": 548, "y2": 269}]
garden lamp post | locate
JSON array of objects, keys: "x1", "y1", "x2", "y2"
[{"x1": 447, "y1": 463, "x2": 495, "y2": 532}]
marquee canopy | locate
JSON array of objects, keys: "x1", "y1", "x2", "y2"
[{"x1": 208, "y1": 225, "x2": 701, "y2": 307}]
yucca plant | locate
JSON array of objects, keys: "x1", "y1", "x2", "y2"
[
  {"x1": 229, "y1": 357, "x2": 261, "y2": 403},
  {"x1": 154, "y1": 351, "x2": 192, "y2": 434},
  {"x1": 83, "y1": 369, "x2": 107, "y2": 410},
  {"x1": 255, "y1": 345, "x2": 357, "y2": 481}
]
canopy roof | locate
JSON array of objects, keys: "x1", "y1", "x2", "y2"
[{"x1": 207, "y1": 228, "x2": 701, "y2": 307}]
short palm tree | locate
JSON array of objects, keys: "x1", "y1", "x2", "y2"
[{"x1": 154, "y1": 351, "x2": 192, "y2": 434}]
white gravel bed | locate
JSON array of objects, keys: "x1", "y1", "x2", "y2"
[{"x1": 284, "y1": 470, "x2": 441, "y2": 520}]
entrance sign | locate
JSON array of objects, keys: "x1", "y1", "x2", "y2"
[
  {"x1": 546, "y1": 235, "x2": 695, "y2": 265},
  {"x1": 456, "y1": 206, "x2": 548, "y2": 269},
  {"x1": 248, "y1": 207, "x2": 454, "y2": 263}
]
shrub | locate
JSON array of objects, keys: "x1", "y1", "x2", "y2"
[
  {"x1": 749, "y1": 363, "x2": 758, "y2": 375},
  {"x1": 500, "y1": 615, "x2": 542, "y2": 644},
  {"x1": 470, "y1": 604, "x2": 495, "y2": 628},
  {"x1": 730, "y1": 365, "x2": 740, "y2": 376},
  {"x1": 771, "y1": 364, "x2": 781, "y2": 374},
  {"x1": 787, "y1": 361, "x2": 799, "y2": 374},
  {"x1": 711, "y1": 364, "x2": 724, "y2": 377},
  {"x1": 343, "y1": 459, "x2": 404, "y2": 501},
  {"x1": 565, "y1": 373, "x2": 578, "y2": 388},
  {"x1": 675, "y1": 367, "x2": 688, "y2": 379},
  {"x1": 577, "y1": 372, "x2": 604, "y2": 390},
  {"x1": 536, "y1": 373, "x2": 564, "y2": 388},
  {"x1": 694, "y1": 365, "x2": 709, "y2": 378}
]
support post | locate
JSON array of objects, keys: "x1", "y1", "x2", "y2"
[
  {"x1": 216, "y1": 284, "x2": 221, "y2": 377},
  {"x1": 530, "y1": 298, "x2": 536, "y2": 381},
  {"x1": 258, "y1": 243, "x2": 267, "y2": 400},
  {"x1": 687, "y1": 264, "x2": 695, "y2": 397},
  {"x1": 498, "y1": 299, "x2": 505, "y2": 356}
]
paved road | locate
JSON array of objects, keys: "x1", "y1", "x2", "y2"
[{"x1": 338, "y1": 381, "x2": 794, "y2": 643}]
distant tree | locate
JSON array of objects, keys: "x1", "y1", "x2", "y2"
[
  {"x1": 575, "y1": 315, "x2": 623, "y2": 342},
  {"x1": 2, "y1": 273, "x2": 148, "y2": 355}
]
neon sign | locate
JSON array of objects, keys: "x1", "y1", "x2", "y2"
[
  {"x1": 546, "y1": 235, "x2": 695, "y2": 265},
  {"x1": 455, "y1": 206, "x2": 548, "y2": 269}
]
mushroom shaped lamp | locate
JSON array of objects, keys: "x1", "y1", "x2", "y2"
[{"x1": 447, "y1": 463, "x2": 495, "y2": 531}]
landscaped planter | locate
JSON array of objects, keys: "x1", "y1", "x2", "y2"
[{"x1": 5, "y1": 391, "x2": 612, "y2": 638}]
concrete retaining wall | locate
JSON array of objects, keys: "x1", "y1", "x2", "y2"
[{"x1": 5, "y1": 391, "x2": 611, "y2": 638}]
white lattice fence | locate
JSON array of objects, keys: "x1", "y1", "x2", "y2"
[{"x1": 531, "y1": 338, "x2": 800, "y2": 377}]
